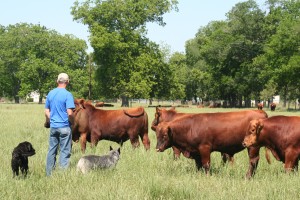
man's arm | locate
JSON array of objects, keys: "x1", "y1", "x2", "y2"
[
  {"x1": 67, "y1": 108, "x2": 74, "y2": 125},
  {"x1": 44, "y1": 108, "x2": 50, "y2": 128}
]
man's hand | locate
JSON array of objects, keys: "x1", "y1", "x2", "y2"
[
  {"x1": 44, "y1": 118, "x2": 50, "y2": 128},
  {"x1": 44, "y1": 121, "x2": 50, "y2": 128},
  {"x1": 44, "y1": 108, "x2": 51, "y2": 128}
]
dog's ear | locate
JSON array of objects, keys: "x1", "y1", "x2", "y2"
[
  {"x1": 26, "y1": 143, "x2": 32, "y2": 151},
  {"x1": 21, "y1": 142, "x2": 35, "y2": 156},
  {"x1": 117, "y1": 148, "x2": 120, "y2": 154},
  {"x1": 110, "y1": 146, "x2": 113, "y2": 151}
]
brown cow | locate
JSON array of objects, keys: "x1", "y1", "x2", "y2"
[
  {"x1": 243, "y1": 116, "x2": 300, "y2": 178},
  {"x1": 95, "y1": 102, "x2": 104, "y2": 107},
  {"x1": 72, "y1": 99, "x2": 150, "y2": 153},
  {"x1": 155, "y1": 110, "x2": 268, "y2": 174},
  {"x1": 270, "y1": 102, "x2": 276, "y2": 111},
  {"x1": 151, "y1": 107, "x2": 186, "y2": 159},
  {"x1": 151, "y1": 107, "x2": 233, "y2": 163},
  {"x1": 257, "y1": 103, "x2": 263, "y2": 110}
]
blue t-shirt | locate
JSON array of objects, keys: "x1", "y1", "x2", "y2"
[{"x1": 45, "y1": 88, "x2": 75, "y2": 128}]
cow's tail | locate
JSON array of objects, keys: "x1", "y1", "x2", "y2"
[
  {"x1": 265, "y1": 147, "x2": 271, "y2": 164},
  {"x1": 140, "y1": 109, "x2": 150, "y2": 150}
]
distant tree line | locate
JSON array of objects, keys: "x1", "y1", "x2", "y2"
[
  {"x1": 0, "y1": 23, "x2": 89, "y2": 103},
  {"x1": 184, "y1": 0, "x2": 300, "y2": 108},
  {"x1": 0, "y1": 0, "x2": 299, "y2": 108}
]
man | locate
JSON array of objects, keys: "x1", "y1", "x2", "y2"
[{"x1": 44, "y1": 73, "x2": 75, "y2": 176}]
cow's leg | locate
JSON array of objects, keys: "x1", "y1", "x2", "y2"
[
  {"x1": 192, "y1": 154, "x2": 202, "y2": 170},
  {"x1": 139, "y1": 130, "x2": 150, "y2": 150},
  {"x1": 80, "y1": 132, "x2": 87, "y2": 154},
  {"x1": 246, "y1": 147, "x2": 260, "y2": 179},
  {"x1": 129, "y1": 135, "x2": 140, "y2": 149},
  {"x1": 284, "y1": 149, "x2": 298, "y2": 172},
  {"x1": 172, "y1": 146, "x2": 181, "y2": 159},
  {"x1": 199, "y1": 145, "x2": 211, "y2": 174},
  {"x1": 127, "y1": 129, "x2": 140, "y2": 149},
  {"x1": 221, "y1": 153, "x2": 234, "y2": 165},
  {"x1": 90, "y1": 131, "x2": 99, "y2": 149}
]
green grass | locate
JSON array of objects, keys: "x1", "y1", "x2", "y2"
[{"x1": 1, "y1": 103, "x2": 300, "y2": 200}]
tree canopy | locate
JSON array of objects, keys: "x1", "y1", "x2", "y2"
[
  {"x1": 1, "y1": 0, "x2": 299, "y2": 108},
  {"x1": 71, "y1": 0, "x2": 178, "y2": 106},
  {"x1": 185, "y1": 0, "x2": 300, "y2": 107},
  {"x1": 0, "y1": 23, "x2": 89, "y2": 103}
]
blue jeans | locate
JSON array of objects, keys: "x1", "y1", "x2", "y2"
[{"x1": 46, "y1": 127, "x2": 72, "y2": 176}]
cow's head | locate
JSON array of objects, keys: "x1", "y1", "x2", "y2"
[
  {"x1": 74, "y1": 99, "x2": 85, "y2": 115},
  {"x1": 155, "y1": 122, "x2": 172, "y2": 152},
  {"x1": 151, "y1": 107, "x2": 162, "y2": 131},
  {"x1": 242, "y1": 119, "x2": 264, "y2": 147},
  {"x1": 151, "y1": 107, "x2": 176, "y2": 131},
  {"x1": 72, "y1": 99, "x2": 87, "y2": 142}
]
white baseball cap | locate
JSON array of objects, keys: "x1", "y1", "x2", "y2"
[{"x1": 57, "y1": 73, "x2": 69, "y2": 83}]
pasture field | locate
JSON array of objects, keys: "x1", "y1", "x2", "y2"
[{"x1": 1, "y1": 103, "x2": 300, "y2": 200}]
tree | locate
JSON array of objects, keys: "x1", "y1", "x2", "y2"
[
  {"x1": 185, "y1": 0, "x2": 267, "y2": 107},
  {"x1": 168, "y1": 52, "x2": 187, "y2": 101},
  {"x1": 0, "y1": 23, "x2": 89, "y2": 103},
  {"x1": 71, "y1": 0, "x2": 178, "y2": 106},
  {"x1": 257, "y1": 0, "x2": 300, "y2": 107}
]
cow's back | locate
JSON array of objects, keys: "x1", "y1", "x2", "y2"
[
  {"x1": 90, "y1": 108, "x2": 147, "y2": 140},
  {"x1": 170, "y1": 110, "x2": 268, "y2": 154},
  {"x1": 261, "y1": 116, "x2": 300, "y2": 144}
]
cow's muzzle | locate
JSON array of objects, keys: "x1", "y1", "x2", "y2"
[{"x1": 242, "y1": 141, "x2": 250, "y2": 147}]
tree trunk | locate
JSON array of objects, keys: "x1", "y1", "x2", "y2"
[
  {"x1": 14, "y1": 96, "x2": 20, "y2": 104},
  {"x1": 149, "y1": 98, "x2": 153, "y2": 105},
  {"x1": 245, "y1": 98, "x2": 251, "y2": 108},
  {"x1": 238, "y1": 97, "x2": 243, "y2": 108},
  {"x1": 39, "y1": 94, "x2": 43, "y2": 104},
  {"x1": 121, "y1": 96, "x2": 129, "y2": 107},
  {"x1": 282, "y1": 86, "x2": 288, "y2": 108},
  {"x1": 14, "y1": 82, "x2": 20, "y2": 104}
]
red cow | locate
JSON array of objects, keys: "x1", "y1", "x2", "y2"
[
  {"x1": 151, "y1": 107, "x2": 186, "y2": 159},
  {"x1": 95, "y1": 102, "x2": 104, "y2": 107},
  {"x1": 270, "y1": 103, "x2": 276, "y2": 111},
  {"x1": 151, "y1": 107, "x2": 233, "y2": 163},
  {"x1": 155, "y1": 110, "x2": 268, "y2": 174},
  {"x1": 257, "y1": 103, "x2": 263, "y2": 110},
  {"x1": 72, "y1": 99, "x2": 150, "y2": 153},
  {"x1": 243, "y1": 116, "x2": 300, "y2": 178}
]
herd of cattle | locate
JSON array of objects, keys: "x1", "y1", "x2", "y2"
[{"x1": 70, "y1": 99, "x2": 300, "y2": 178}]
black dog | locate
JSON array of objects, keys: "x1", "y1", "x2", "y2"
[{"x1": 11, "y1": 141, "x2": 35, "y2": 177}]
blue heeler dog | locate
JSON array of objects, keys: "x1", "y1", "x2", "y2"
[{"x1": 77, "y1": 146, "x2": 121, "y2": 174}]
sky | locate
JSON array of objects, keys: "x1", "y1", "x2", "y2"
[{"x1": 0, "y1": 0, "x2": 266, "y2": 53}]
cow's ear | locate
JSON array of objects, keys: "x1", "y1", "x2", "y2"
[
  {"x1": 79, "y1": 99, "x2": 86, "y2": 109},
  {"x1": 256, "y1": 120, "x2": 264, "y2": 136},
  {"x1": 156, "y1": 107, "x2": 160, "y2": 113},
  {"x1": 170, "y1": 106, "x2": 176, "y2": 111}
]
